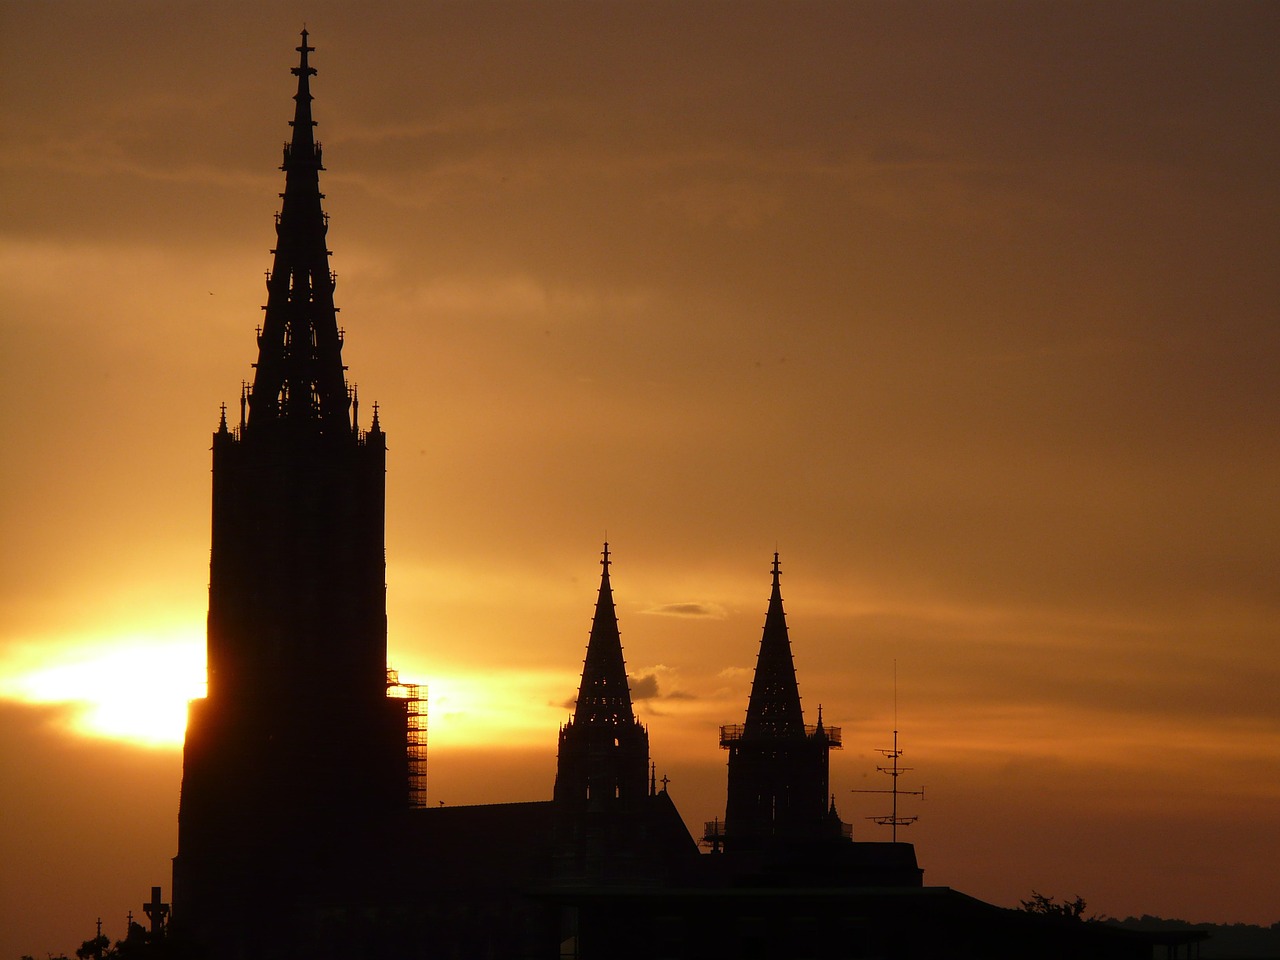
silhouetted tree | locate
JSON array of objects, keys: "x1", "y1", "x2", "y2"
[
  {"x1": 51, "y1": 918, "x2": 160, "y2": 960},
  {"x1": 75, "y1": 935, "x2": 112, "y2": 960},
  {"x1": 1020, "y1": 891, "x2": 1091, "y2": 921},
  {"x1": 112, "y1": 922, "x2": 151, "y2": 960}
]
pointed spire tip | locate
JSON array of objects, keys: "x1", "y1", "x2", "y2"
[{"x1": 294, "y1": 28, "x2": 316, "y2": 77}]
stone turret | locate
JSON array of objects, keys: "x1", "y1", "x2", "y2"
[
  {"x1": 553, "y1": 544, "x2": 656, "y2": 881},
  {"x1": 718, "y1": 554, "x2": 848, "y2": 852}
]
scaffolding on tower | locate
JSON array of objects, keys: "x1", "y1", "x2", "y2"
[{"x1": 387, "y1": 669, "x2": 428, "y2": 808}]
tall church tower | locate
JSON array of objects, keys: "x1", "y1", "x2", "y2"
[
  {"x1": 719, "y1": 555, "x2": 846, "y2": 852},
  {"x1": 553, "y1": 544, "x2": 655, "y2": 881},
  {"x1": 173, "y1": 33, "x2": 410, "y2": 954}
]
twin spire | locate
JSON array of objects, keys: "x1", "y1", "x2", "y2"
[
  {"x1": 552, "y1": 542, "x2": 650, "y2": 829},
  {"x1": 244, "y1": 30, "x2": 353, "y2": 437},
  {"x1": 743, "y1": 553, "x2": 806, "y2": 738},
  {"x1": 571, "y1": 547, "x2": 808, "y2": 736},
  {"x1": 572, "y1": 543, "x2": 637, "y2": 726}
]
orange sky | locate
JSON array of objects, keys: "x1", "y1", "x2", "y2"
[{"x1": 2, "y1": 2, "x2": 1278, "y2": 956}]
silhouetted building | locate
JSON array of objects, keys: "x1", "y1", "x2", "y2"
[
  {"x1": 694, "y1": 555, "x2": 923, "y2": 895},
  {"x1": 172, "y1": 31, "x2": 412, "y2": 957},
  {"x1": 168, "y1": 33, "x2": 1200, "y2": 960},
  {"x1": 552, "y1": 544, "x2": 697, "y2": 887},
  {"x1": 714, "y1": 553, "x2": 851, "y2": 854}
]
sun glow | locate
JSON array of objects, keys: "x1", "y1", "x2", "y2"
[
  {"x1": 396, "y1": 666, "x2": 577, "y2": 749},
  {"x1": 0, "y1": 631, "x2": 206, "y2": 747},
  {"x1": 0, "y1": 628, "x2": 579, "y2": 751}
]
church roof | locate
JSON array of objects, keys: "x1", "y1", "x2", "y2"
[
  {"x1": 742, "y1": 554, "x2": 806, "y2": 738},
  {"x1": 572, "y1": 543, "x2": 637, "y2": 726},
  {"x1": 246, "y1": 30, "x2": 354, "y2": 437},
  {"x1": 402, "y1": 801, "x2": 557, "y2": 891}
]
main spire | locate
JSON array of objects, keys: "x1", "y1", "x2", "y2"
[
  {"x1": 246, "y1": 29, "x2": 351, "y2": 436},
  {"x1": 742, "y1": 553, "x2": 805, "y2": 737},
  {"x1": 572, "y1": 542, "x2": 637, "y2": 725}
]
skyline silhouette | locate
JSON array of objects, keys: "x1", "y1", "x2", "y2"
[{"x1": 2, "y1": 3, "x2": 1278, "y2": 956}]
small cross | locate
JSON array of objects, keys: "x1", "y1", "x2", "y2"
[
  {"x1": 142, "y1": 886, "x2": 170, "y2": 937},
  {"x1": 660, "y1": 774, "x2": 671, "y2": 791}
]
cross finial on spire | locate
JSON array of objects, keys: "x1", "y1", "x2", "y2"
[
  {"x1": 294, "y1": 29, "x2": 316, "y2": 78},
  {"x1": 601, "y1": 541, "x2": 611, "y2": 574}
]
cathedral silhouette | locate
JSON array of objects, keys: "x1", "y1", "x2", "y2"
[{"x1": 169, "y1": 33, "x2": 1202, "y2": 960}]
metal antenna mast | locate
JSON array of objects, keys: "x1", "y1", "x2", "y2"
[{"x1": 853, "y1": 661, "x2": 924, "y2": 841}]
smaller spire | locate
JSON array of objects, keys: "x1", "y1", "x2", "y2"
[
  {"x1": 218, "y1": 403, "x2": 228, "y2": 435},
  {"x1": 650, "y1": 761, "x2": 657, "y2": 797},
  {"x1": 742, "y1": 552, "x2": 806, "y2": 738},
  {"x1": 571, "y1": 542, "x2": 634, "y2": 726},
  {"x1": 370, "y1": 401, "x2": 381, "y2": 433}
]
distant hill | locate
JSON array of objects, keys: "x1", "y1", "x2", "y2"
[{"x1": 1104, "y1": 916, "x2": 1280, "y2": 959}]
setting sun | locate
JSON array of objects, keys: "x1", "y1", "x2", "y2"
[{"x1": 1, "y1": 632, "x2": 205, "y2": 747}]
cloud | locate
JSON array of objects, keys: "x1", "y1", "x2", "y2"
[
  {"x1": 553, "y1": 674, "x2": 692, "y2": 708},
  {"x1": 628, "y1": 670, "x2": 697, "y2": 703},
  {"x1": 628, "y1": 673, "x2": 659, "y2": 700},
  {"x1": 641, "y1": 601, "x2": 728, "y2": 619}
]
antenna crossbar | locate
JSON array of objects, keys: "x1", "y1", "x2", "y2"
[{"x1": 852, "y1": 726, "x2": 924, "y2": 841}]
